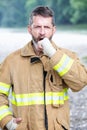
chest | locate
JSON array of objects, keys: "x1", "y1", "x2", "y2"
[{"x1": 12, "y1": 56, "x2": 63, "y2": 94}]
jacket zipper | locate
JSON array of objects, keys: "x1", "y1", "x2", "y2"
[{"x1": 43, "y1": 69, "x2": 48, "y2": 130}]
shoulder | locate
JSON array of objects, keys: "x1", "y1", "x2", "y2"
[
  {"x1": 60, "y1": 47, "x2": 77, "y2": 57},
  {"x1": 6, "y1": 49, "x2": 21, "y2": 62}
]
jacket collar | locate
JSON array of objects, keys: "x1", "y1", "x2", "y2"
[
  {"x1": 21, "y1": 41, "x2": 36, "y2": 57},
  {"x1": 21, "y1": 40, "x2": 58, "y2": 57}
]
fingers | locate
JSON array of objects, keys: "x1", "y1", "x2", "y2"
[
  {"x1": 38, "y1": 41, "x2": 43, "y2": 52},
  {"x1": 13, "y1": 117, "x2": 22, "y2": 124}
]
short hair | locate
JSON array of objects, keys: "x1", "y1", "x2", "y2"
[{"x1": 29, "y1": 6, "x2": 55, "y2": 26}]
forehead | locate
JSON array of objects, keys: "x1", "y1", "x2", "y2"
[{"x1": 32, "y1": 15, "x2": 53, "y2": 26}]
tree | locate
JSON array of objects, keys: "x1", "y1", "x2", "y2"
[
  {"x1": 70, "y1": 0, "x2": 87, "y2": 24},
  {"x1": 25, "y1": 0, "x2": 47, "y2": 25},
  {"x1": 51, "y1": 0, "x2": 73, "y2": 24},
  {"x1": 0, "y1": 0, "x2": 87, "y2": 27},
  {"x1": 0, "y1": 0, "x2": 27, "y2": 27}
]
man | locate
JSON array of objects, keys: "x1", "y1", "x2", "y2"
[{"x1": 0, "y1": 6, "x2": 87, "y2": 130}]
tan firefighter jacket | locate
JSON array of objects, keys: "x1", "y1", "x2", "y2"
[{"x1": 0, "y1": 41, "x2": 87, "y2": 130}]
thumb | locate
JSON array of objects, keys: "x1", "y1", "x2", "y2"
[
  {"x1": 13, "y1": 117, "x2": 22, "y2": 124},
  {"x1": 38, "y1": 41, "x2": 43, "y2": 49}
]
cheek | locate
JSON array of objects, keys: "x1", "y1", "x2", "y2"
[
  {"x1": 45, "y1": 31, "x2": 54, "y2": 37},
  {"x1": 31, "y1": 30, "x2": 38, "y2": 37}
]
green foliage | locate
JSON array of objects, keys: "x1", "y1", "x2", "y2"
[
  {"x1": 25, "y1": 0, "x2": 49, "y2": 25},
  {"x1": 0, "y1": 0, "x2": 27, "y2": 27},
  {"x1": 51, "y1": 0, "x2": 73, "y2": 24},
  {"x1": 0, "y1": 0, "x2": 87, "y2": 27},
  {"x1": 70, "y1": 0, "x2": 87, "y2": 24}
]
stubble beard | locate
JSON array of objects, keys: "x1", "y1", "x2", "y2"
[{"x1": 32, "y1": 35, "x2": 52, "y2": 43}]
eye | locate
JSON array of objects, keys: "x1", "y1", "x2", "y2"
[
  {"x1": 34, "y1": 26, "x2": 41, "y2": 29},
  {"x1": 44, "y1": 26, "x2": 52, "y2": 30},
  {"x1": 44, "y1": 26, "x2": 50, "y2": 29}
]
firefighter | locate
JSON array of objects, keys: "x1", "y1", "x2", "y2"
[{"x1": 0, "y1": 6, "x2": 87, "y2": 130}]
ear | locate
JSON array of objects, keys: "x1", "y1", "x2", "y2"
[{"x1": 28, "y1": 25, "x2": 32, "y2": 34}]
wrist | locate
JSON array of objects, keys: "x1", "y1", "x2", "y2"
[
  {"x1": 6, "y1": 118, "x2": 17, "y2": 130},
  {"x1": 48, "y1": 47, "x2": 56, "y2": 57}
]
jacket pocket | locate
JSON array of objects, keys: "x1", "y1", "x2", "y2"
[
  {"x1": 54, "y1": 118, "x2": 65, "y2": 130},
  {"x1": 55, "y1": 101, "x2": 70, "y2": 130},
  {"x1": 48, "y1": 70, "x2": 63, "y2": 91},
  {"x1": 55, "y1": 118, "x2": 68, "y2": 130},
  {"x1": 48, "y1": 72, "x2": 68, "y2": 108}
]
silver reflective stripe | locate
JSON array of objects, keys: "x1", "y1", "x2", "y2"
[
  {"x1": 0, "y1": 106, "x2": 12, "y2": 120},
  {"x1": 11, "y1": 88, "x2": 69, "y2": 106},
  {"x1": 0, "y1": 82, "x2": 10, "y2": 95},
  {"x1": 53, "y1": 54, "x2": 74, "y2": 76}
]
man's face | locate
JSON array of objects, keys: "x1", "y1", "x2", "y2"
[{"x1": 28, "y1": 15, "x2": 56, "y2": 42}]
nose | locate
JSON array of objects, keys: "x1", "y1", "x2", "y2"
[{"x1": 40, "y1": 26, "x2": 45, "y2": 35}]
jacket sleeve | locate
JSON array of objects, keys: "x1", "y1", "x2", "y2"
[
  {"x1": 0, "y1": 58, "x2": 13, "y2": 129},
  {"x1": 49, "y1": 48, "x2": 87, "y2": 92}
]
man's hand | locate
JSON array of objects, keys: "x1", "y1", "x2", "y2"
[
  {"x1": 6, "y1": 117, "x2": 22, "y2": 130},
  {"x1": 38, "y1": 38, "x2": 56, "y2": 57}
]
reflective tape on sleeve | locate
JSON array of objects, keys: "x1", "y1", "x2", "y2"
[
  {"x1": 0, "y1": 82, "x2": 11, "y2": 96},
  {"x1": 53, "y1": 54, "x2": 74, "y2": 76},
  {"x1": 0, "y1": 105, "x2": 12, "y2": 120}
]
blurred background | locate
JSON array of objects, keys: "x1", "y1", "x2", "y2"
[
  {"x1": 0, "y1": 0, "x2": 87, "y2": 130},
  {"x1": 0, "y1": 0, "x2": 87, "y2": 27}
]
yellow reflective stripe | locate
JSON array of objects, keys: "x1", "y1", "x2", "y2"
[
  {"x1": 53, "y1": 54, "x2": 74, "y2": 76},
  {"x1": 52, "y1": 92, "x2": 64, "y2": 104},
  {"x1": 59, "y1": 59, "x2": 74, "y2": 76},
  {"x1": 11, "y1": 88, "x2": 69, "y2": 106},
  {"x1": 11, "y1": 92, "x2": 44, "y2": 106},
  {"x1": 0, "y1": 82, "x2": 10, "y2": 96},
  {"x1": 53, "y1": 54, "x2": 67, "y2": 70},
  {"x1": 52, "y1": 88, "x2": 69, "y2": 104},
  {"x1": 0, "y1": 105, "x2": 12, "y2": 120}
]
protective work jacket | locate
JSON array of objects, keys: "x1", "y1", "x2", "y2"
[{"x1": 0, "y1": 41, "x2": 87, "y2": 130}]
